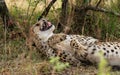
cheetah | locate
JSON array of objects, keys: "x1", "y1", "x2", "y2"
[
  {"x1": 28, "y1": 18, "x2": 120, "y2": 67},
  {"x1": 28, "y1": 18, "x2": 81, "y2": 66}
]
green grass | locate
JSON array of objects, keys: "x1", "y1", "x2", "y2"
[
  {"x1": 49, "y1": 56, "x2": 69, "y2": 72},
  {"x1": 97, "y1": 51, "x2": 111, "y2": 75}
]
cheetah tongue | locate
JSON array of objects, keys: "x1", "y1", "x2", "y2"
[{"x1": 47, "y1": 22, "x2": 51, "y2": 27}]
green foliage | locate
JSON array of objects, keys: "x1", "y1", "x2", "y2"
[
  {"x1": 97, "y1": 51, "x2": 111, "y2": 75},
  {"x1": 83, "y1": 0, "x2": 91, "y2": 4},
  {"x1": 49, "y1": 56, "x2": 69, "y2": 72}
]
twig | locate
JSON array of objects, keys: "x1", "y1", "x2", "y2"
[
  {"x1": 16, "y1": 22, "x2": 27, "y2": 39},
  {"x1": 96, "y1": 0, "x2": 102, "y2": 8},
  {"x1": 28, "y1": 0, "x2": 40, "y2": 22},
  {"x1": 4, "y1": 15, "x2": 7, "y2": 61},
  {"x1": 26, "y1": 0, "x2": 32, "y2": 19},
  {"x1": 38, "y1": 0, "x2": 57, "y2": 20}
]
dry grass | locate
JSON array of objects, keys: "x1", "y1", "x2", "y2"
[
  {"x1": 5, "y1": 0, "x2": 62, "y2": 12},
  {"x1": 0, "y1": 0, "x2": 120, "y2": 75}
]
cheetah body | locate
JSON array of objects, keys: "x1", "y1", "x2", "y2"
[{"x1": 29, "y1": 18, "x2": 120, "y2": 67}]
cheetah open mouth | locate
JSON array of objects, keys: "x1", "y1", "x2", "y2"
[{"x1": 40, "y1": 21, "x2": 52, "y2": 31}]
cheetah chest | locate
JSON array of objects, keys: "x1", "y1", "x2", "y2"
[{"x1": 55, "y1": 35, "x2": 75, "y2": 53}]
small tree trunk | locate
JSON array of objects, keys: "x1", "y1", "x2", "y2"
[
  {"x1": 60, "y1": 0, "x2": 68, "y2": 25},
  {"x1": 56, "y1": 0, "x2": 69, "y2": 33},
  {"x1": 0, "y1": 0, "x2": 9, "y2": 25},
  {"x1": 0, "y1": 0, "x2": 14, "y2": 31}
]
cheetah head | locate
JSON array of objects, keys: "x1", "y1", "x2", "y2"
[{"x1": 32, "y1": 18, "x2": 55, "y2": 42}]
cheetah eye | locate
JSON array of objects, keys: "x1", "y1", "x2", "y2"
[{"x1": 36, "y1": 23, "x2": 39, "y2": 26}]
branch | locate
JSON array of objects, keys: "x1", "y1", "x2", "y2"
[
  {"x1": 38, "y1": 0, "x2": 57, "y2": 20},
  {"x1": 86, "y1": 6, "x2": 120, "y2": 17},
  {"x1": 75, "y1": 5, "x2": 120, "y2": 17}
]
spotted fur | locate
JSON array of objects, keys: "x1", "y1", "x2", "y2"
[
  {"x1": 29, "y1": 18, "x2": 120, "y2": 67},
  {"x1": 70, "y1": 36, "x2": 120, "y2": 66}
]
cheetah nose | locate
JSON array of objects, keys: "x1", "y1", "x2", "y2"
[{"x1": 47, "y1": 22, "x2": 51, "y2": 26}]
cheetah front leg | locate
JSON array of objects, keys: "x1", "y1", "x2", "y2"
[
  {"x1": 70, "y1": 39, "x2": 87, "y2": 60},
  {"x1": 49, "y1": 47, "x2": 81, "y2": 66},
  {"x1": 47, "y1": 33, "x2": 67, "y2": 48}
]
